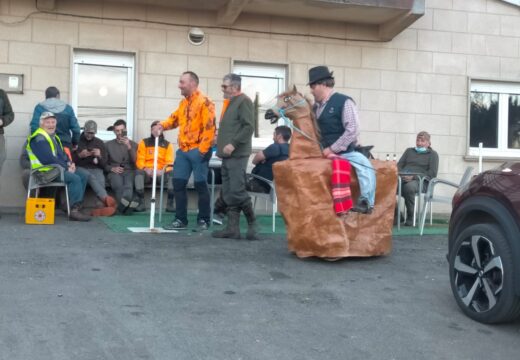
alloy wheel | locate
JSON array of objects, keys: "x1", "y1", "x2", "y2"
[{"x1": 453, "y1": 234, "x2": 504, "y2": 313}]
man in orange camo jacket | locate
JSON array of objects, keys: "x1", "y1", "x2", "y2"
[{"x1": 159, "y1": 71, "x2": 216, "y2": 231}]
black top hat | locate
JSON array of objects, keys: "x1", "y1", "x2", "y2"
[{"x1": 308, "y1": 66, "x2": 334, "y2": 85}]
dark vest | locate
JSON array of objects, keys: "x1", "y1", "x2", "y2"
[{"x1": 316, "y1": 93, "x2": 352, "y2": 149}]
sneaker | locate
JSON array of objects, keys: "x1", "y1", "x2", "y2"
[
  {"x1": 196, "y1": 219, "x2": 208, "y2": 231},
  {"x1": 163, "y1": 219, "x2": 187, "y2": 230}
]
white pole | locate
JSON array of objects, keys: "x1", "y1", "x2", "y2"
[
  {"x1": 149, "y1": 134, "x2": 160, "y2": 230},
  {"x1": 478, "y1": 142, "x2": 483, "y2": 174}
]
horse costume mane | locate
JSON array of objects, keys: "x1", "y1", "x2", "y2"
[
  {"x1": 270, "y1": 85, "x2": 396, "y2": 259},
  {"x1": 272, "y1": 86, "x2": 322, "y2": 160}
]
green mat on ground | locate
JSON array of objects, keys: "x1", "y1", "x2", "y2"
[
  {"x1": 98, "y1": 212, "x2": 287, "y2": 234},
  {"x1": 98, "y1": 212, "x2": 448, "y2": 236}
]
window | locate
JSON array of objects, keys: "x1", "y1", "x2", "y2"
[
  {"x1": 469, "y1": 80, "x2": 520, "y2": 157},
  {"x1": 71, "y1": 50, "x2": 135, "y2": 141},
  {"x1": 233, "y1": 62, "x2": 287, "y2": 149}
]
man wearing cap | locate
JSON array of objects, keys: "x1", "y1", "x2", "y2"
[
  {"x1": 396, "y1": 131, "x2": 439, "y2": 226},
  {"x1": 0, "y1": 88, "x2": 15, "y2": 218},
  {"x1": 158, "y1": 71, "x2": 216, "y2": 231},
  {"x1": 308, "y1": 65, "x2": 376, "y2": 214},
  {"x1": 134, "y1": 120, "x2": 174, "y2": 212},
  {"x1": 73, "y1": 120, "x2": 116, "y2": 217},
  {"x1": 26, "y1": 112, "x2": 91, "y2": 221},
  {"x1": 30, "y1": 86, "x2": 81, "y2": 158}
]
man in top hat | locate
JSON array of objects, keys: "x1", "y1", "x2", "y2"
[
  {"x1": 308, "y1": 65, "x2": 376, "y2": 214},
  {"x1": 73, "y1": 120, "x2": 117, "y2": 216}
]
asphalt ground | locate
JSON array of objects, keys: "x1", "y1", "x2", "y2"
[{"x1": 1, "y1": 212, "x2": 519, "y2": 360}]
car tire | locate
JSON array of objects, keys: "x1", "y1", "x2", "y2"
[{"x1": 448, "y1": 223, "x2": 520, "y2": 324}]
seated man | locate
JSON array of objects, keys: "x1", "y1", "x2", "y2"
[
  {"x1": 247, "y1": 125, "x2": 291, "y2": 193},
  {"x1": 26, "y1": 112, "x2": 90, "y2": 221},
  {"x1": 134, "y1": 120, "x2": 174, "y2": 212},
  {"x1": 73, "y1": 120, "x2": 116, "y2": 216},
  {"x1": 397, "y1": 131, "x2": 439, "y2": 226},
  {"x1": 105, "y1": 119, "x2": 138, "y2": 214}
]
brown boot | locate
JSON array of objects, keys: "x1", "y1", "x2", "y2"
[
  {"x1": 211, "y1": 207, "x2": 241, "y2": 239},
  {"x1": 69, "y1": 205, "x2": 91, "y2": 222},
  {"x1": 91, "y1": 206, "x2": 116, "y2": 217},
  {"x1": 242, "y1": 201, "x2": 259, "y2": 240}
]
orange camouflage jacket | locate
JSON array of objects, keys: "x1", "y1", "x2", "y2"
[{"x1": 160, "y1": 90, "x2": 216, "y2": 154}]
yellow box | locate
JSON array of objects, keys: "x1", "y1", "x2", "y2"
[{"x1": 25, "y1": 198, "x2": 55, "y2": 225}]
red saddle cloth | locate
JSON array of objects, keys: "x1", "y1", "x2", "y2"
[
  {"x1": 273, "y1": 158, "x2": 397, "y2": 259},
  {"x1": 330, "y1": 155, "x2": 353, "y2": 215}
]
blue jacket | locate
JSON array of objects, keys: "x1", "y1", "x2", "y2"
[{"x1": 30, "y1": 98, "x2": 81, "y2": 148}]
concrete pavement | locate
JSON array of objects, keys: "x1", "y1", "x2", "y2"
[{"x1": 0, "y1": 212, "x2": 519, "y2": 360}]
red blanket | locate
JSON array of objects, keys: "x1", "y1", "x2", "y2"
[{"x1": 330, "y1": 155, "x2": 353, "y2": 215}]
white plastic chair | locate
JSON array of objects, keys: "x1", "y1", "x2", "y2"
[
  {"x1": 419, "y1": 167, "x2": 474, "y2": 236},
  {"x1": 26, "y1": 165, "x2": 70, "y2": 217},
  {"x1": 247, "y1": 174, "x2": 277, "y2": 233}
]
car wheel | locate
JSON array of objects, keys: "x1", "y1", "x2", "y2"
[{"x1": 449, "y1": 223, "x2": 520, "y2": 324}]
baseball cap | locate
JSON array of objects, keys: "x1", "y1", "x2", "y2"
[
  {"x1": 84, "y1": 120, "x2": 97, "y2": 134},
  {"x1": 40, "y1": 111, "x2": 56, "y2": 121}
]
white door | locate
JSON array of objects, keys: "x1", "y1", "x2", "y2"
[{"x1": 72, "y1": 50, "x2": 135, "y2": 141}]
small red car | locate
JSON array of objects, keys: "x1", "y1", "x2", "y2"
[{"x1": 448, "y1": 162, "x2": 520, "y2": 324}]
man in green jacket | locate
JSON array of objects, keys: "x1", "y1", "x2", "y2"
[
  {"x1": 0, "y1": 89, "x2": 15, "y2": 218},
  {"x1": 212, "y1": 73, "x2": 257, "y2": 240}
]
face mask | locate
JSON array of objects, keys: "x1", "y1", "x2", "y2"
[{"x1": 415, "y1": 147, "x2": 428, "y2": 153}]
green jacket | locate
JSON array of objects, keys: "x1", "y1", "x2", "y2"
[
  {"x1": 0, "y1": 89, "x2": 15, "y2": 135},
  {"x1": 216, "y1": 93, "x2": 254, "y2": 158}
]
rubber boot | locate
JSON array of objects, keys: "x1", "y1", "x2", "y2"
[
  {"x1": 166, "y1": 191, "x2": 175, "y2": 212},
  {"x1": 211, "y1": 207, "x2": 241, "y2": 239},
  {"x1": 242, "y1": 201, "x2": 259, "y2": 240},
  {"x1": 213, "y1": 194, "x2": 227, "y2": 218},
  {"x1": 135, "y1": 191, "x2": 146, "y2": 212}
]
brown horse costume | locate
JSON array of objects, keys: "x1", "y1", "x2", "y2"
[{"x1": 271, "y1": 87, "x2": 397, "y2": 259}]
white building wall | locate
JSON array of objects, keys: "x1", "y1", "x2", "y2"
[{"x1": 0, "y1": 0, "x2": 519, "y2": 209}]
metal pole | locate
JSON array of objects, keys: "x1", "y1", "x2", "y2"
[{"x1": 149, "y1": 134, "x2": 160, "y2": 230}]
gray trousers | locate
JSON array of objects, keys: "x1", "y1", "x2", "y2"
[
  {"x1": 401, "y1": 179, "x2": 420, "y2": 216},
  {"x1": 134, "y1": 170, "x2": 173, "y2": 193},
  {"x1": 78, "y1": 167, "x2": 108, "y2": 199},
  {"x1": 0, "y1": 134, "x2": 5, "y2": 176},
  {"x1": 108, "y1": 170, "x2": 135, "y2": 203},
  {"x1": 221, "y1": 156, "x2": 250, "y2": 208}
]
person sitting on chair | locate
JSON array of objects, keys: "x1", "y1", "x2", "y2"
[
  {"x1": 26, "y1": 112, "x2": 91, "y2": 221},
  {"x1": 105, "y1": 119, "x2": 139, "y2": 214},
  {"x1": 73, "y1": 120, "x2": 116, "y2": 217},
  {"x1": 396, "y1": 131, "x2": 439, "y2": 226},
  {"x1": 247, "y1": 125, "x2": 291, "y2": 193},
  {"x1": 134, "y1": 120, "x2": 174, "y2": 212}
]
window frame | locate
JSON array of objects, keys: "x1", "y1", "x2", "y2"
[
  {"x1": 232, "y1": 61, "x2": 288, "y2": 150},
  {"x1": 71, "y1": 49, "x2": 135, "y2": 141},
  {"x1": 468, "y1": 79, "x2": 520, "y2": 158}
]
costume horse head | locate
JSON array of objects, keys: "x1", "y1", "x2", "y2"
[{"x1": 270, "y1": 86, "x2": 323, "y2": 160}]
